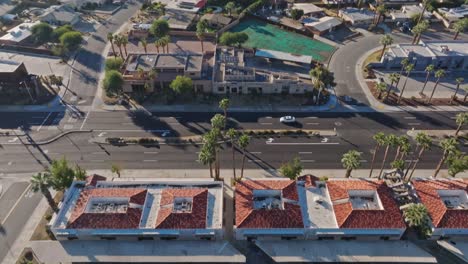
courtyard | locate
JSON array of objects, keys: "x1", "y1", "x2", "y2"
[{"x1": 229, "y1": 17, "x2": 335, "y2": 63}]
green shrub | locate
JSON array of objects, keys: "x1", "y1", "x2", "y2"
[{"x1": 105, "y1": 57, "x2": 124, "y2": 71}]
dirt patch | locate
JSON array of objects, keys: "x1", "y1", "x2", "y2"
[{"x1": 367, "y1": 81, "x2": 468, "y2": 106}]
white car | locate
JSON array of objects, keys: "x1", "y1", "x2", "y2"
[{"x1": 280, "y1": 116, "x2": 296, "y2": 123}]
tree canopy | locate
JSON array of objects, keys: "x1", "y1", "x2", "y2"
[
  {"x1": 219, "y1": 32, "x2": 249, "y2": 47},
  {"x1": 52, "y1": 25, "x2": 73, "y2": 41},
  {"x1": 150, "y1": 19, "x2": 170, "y2": 38},
  {"x1": 169, "y1": 75, "x2": 193, "y2": 94},
  {"x1": 60, "y1": 31, "x2": 83, "y2": 51},
  {"x1": 280, "y1": 157, "x2": 303, "y2": 180},
  {"x1": 103, "y1": 70, "x2": 124, "y2": 95},
  {"x1": 31, "y1": 22, "x2": 53, "y2": 44},
  {"x1": 290, "y1": 9, "x2": 304, "y2": 20}
]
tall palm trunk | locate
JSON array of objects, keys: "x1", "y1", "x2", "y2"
[
  {"x1": 420, "y1": 72, "x2": 430, "y2": 95},
  {"x1": 110, "y1": 42, "x2": 117, "y2": 58},
  {"x1": 450, "y1": 84, "x2": 461, "y2": 104},
  {"x1": 454, "y1": 31, "x2": 460, "y2": 40},
  {"x1": 427, "y1": 78, "x2": 441, "y2": 104},
  {"x1": 385, "y1": 80, "x2": 394, "y2": 101},
  {"x1": 209, "y1": 162, "x2": 213, "y2": 178},
  {"x1": 393, "y1": 146, "x2": 401, "y2": 162},
  {"x1": 396, "y1": 66, "x2": 405, "y2": 88},
  {"x1": 345, "y1": 168, "x2": 352, "y2": 178},
  {"x1": 433, "y1": 151, "x2": 449, "y2": 178},
  {"x1": 200, "y1": 39, "x2": 204, "y2": 53},
  {"x1": 380, "y1": 44, "x2": 387, "y2": 60},
  {"x1": 215, "y1": 149, "x2": 220, "y2": 180},
  {"x1": 464, "y1": 93, "x2": 468, "y2": 102},
  {"x1": 409, "y1": 147, "x2": 425, "y2": 180},
  {"x1": 43, "y1": 189, "x2": 58, "y2": 213},
  {"x1": 369, "y1": 145, "x2": 380, "y2": 177},
  {"x1": 117, "y1": 45, "x2": 124, "y2": 59},
  {"x1": 455, "y1": 123, "x2": 463, "y2": 136},
  {"x1": 416, "y1": 3, "x2": 427, "y2": 24},
  {"x1": 398, "y1": 71, "x2": 411, "y2": 103},
  {"x1": 240, "y1": 150, "x2": 246, "y2": 180},
  {"x1": 378, "y1": 145, "x2": 390, "y2": 179},
  {"x1": 231, "y1": 143, "x2": 236, "y2": 180}
]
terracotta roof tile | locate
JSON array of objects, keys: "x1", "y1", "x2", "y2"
[
  {"x1": 298, "y1": 175, "x2": 320, "y2": 188},
  {"x1": 326, "y1": 179, "x2": 406, "y2": 229},
  {"x1": 68, "y1": 188, "x2": 147, "y2": 229},
  {"x1": 155, "y1": 188, "x2": 208, "y2": 229},
  {"x1": 235, "y1": 180, "x2": 303, "y2": 229},
  {"x1": 412, "y1": 179, "x2": 468, "y2": 229},
  {"x1": 85, "y1": 175, "x2": 106, "y2": 186}
]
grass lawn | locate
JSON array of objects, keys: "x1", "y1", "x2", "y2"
[{"x1": 230, "y1": 17, "x2": 335, "y2": 62}]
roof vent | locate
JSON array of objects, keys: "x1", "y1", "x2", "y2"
[{"x1": 440, "y1": 45, "x2": 450, "y2": 53}]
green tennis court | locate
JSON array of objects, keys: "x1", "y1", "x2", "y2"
[{"x1": 230, "y1": 17, "x2": 335, "y2": 62}]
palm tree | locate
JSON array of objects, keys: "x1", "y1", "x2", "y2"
[
  {"x1": 404, "y1": 204, "x2": 429, "y2": 228},
  {"x1": 391, "y1": 159, "x2": 405, "y2": 171},
  {"x1": 107, "y1": 33, "x2": 117, "y2": 58},
  {"x1": 154, "y1": 40, "x2": 161, "y2": 53},
  {"x1": 398, "y1": 63, "x2": 414, "y2": 103},
  {"x1": 121, "y1": 35, "x2": 128, "y2": 57},
  {"x1": 450, "y1": 77, "x2": 464, "y2": 104},
  {"x1": 453, "y1": 18, "x2": 468, "y2": 40},
  {"x1": 412, "y1": 20, "x2": 429, "y2": 44},
  {"x1": 396, "y1": 58, "x2": 409, "y2": 89},
  {"x1": 114, "y1": 35, "x2": 124, "y2": 59},
  {"x1": 375, "y1": 4, "x2": 387, "y2": 24},
  {"x1": 225, "y1": 1, "x2": 236, "y2": 16},
  {"x1": 313, "y1": 79, "x2": 325, "y2": 105},
  {"x1": 155, "y1": 37, "x2": 166, "y2": 53},
  {"x1": 376, "y1": 82, "x2": 387, "y2": 100},
  {"x1": 433, "y1": 138, "x2": 458, "y2": 178},
  {"x1": 407, "y1": 132, "x2": 432, "y2": 180},
  {"x1": 238, "y1": 134, "x2": 250, "y2": 180},
  {"x1": 111, "y1": 163, "x2": 122, "y2": 178},
  {"x1": 211, "y1": 114, "x2": 226, "y2": 130},
  {"x1": 196, "y1": 19, "x2": 208, "y2": 53},
  {"x1": 416, "y1": 0, "x2": 431, "y2": 24},
  {"x1": 394, "y1": 136, "x2": 410, "y2": 162},
  {"x1": 140, "y1": 38, "x2": 148, "y2": 54},
  {"x1": 198, "y1": 144, "x2": 215, "y2": 179},
  {"x1": 378, "y1": 134, "x2": 398, "y2": 179},
  {"x1": 342, "y1": 150, "x2": 361, "y2": 178},
  {"x1": 227, "y1": 128, "x2": 238, "y2": 180},
  {"x1": 427, "y1": 69, "x2": 445, "y2": 104},
  {"x1": 420, "y1": 64, "x2": 434, "y2": 95},
  {"x1": 202, "y1": 129, "x2": 222, "y2": 179},
  {"x1": 455, "y1": 112, "x2": 468, "y2": 137},
  {"x1": 31, "y1": 172, "x2": 58, "y2": 212},
  {"x1": 219, "y1": 98, "x2": 230, "y2": 130},
  {"x1": 161, "y1": 35, "x2": 170, "y2": 53},
  {"x1": 386, "y1": 73, "x2": 400, "y2": 100},
  {"x1": 379, "y1": 34, "x2": 393, "y2": 60},
  {"x1": 369, "y1": 132, "x2": 386, "y2": 177}
]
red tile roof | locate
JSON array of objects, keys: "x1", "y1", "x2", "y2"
[
  {"x1": 235, "y1": 180, "x2": 303, "y2": 229},
  {"x1": 85, "y1": 175, "x2": 106, "y2": 186},
  {"x1": 68, "y1": 188, "x2": 147, "y2": 229},
  {"x1": 155, "y1": 188, "x2": 208, "y2": 229},
  {"x1": 298, "y1": 175, "x2": 320, "y2": 188},
  {"x1": 326, "y1": 179, "x2": 406, "y2": 229},
  {"x1": 412, "y1": 179, "x2": 468, "y2": 229}
]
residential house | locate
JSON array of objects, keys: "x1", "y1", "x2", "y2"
[
  {"x1": 200, "y1": 13, "x2": 232, "y2": 28},
  {"x1": 0, "y1": 0, "x2": 17, "y2": 22},
  {"x1": 389, "y1": 5, "x2": 433, "y2": 22},
  {"x1": 0, "y1": 60, "x2": 29, "y2": 82},
  {"x1": 39, "y1": 5, "x2": 81, "y2": 26},
  {"x1": 152, "y1": 0, "x2": 207, "y2": 13},
  {"x1": 305, "y1": 16, "x2": 343, "y2": 35},
  {"x1": 121, "y1": 53, "x2": 211, "y2": 93},
  {"x1": 212, "y1": 47, "x2": 314, "y2": 95},
  {"x1": 234, "y1": 177, "x2": 407, "y2": 240},
  {"x1": 339, "y1": 7, "x2": 375, "y2": 25},
  {"x1": 433, "y1": 5, "x2": 468, "y2": 28},
  {"x1": 412, "y1": 178, "x2": 468, "y2": 240},
  {"x1": 49, "y1": 175, "x2": 224, "y2": 240},
  {"x1": 0, "y1": 21, "x2": 40, "y2": 45},
  {"x1": 62, "y1": 0, "x2": 108, "y2": 8},
  {"x1": 381, "y1": 40, "x2": 468, "y2": 70},
  {"x1": 291, "y1": 3, "x2": 324, "y2": 17}
]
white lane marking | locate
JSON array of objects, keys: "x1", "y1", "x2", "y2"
[
  {"x1": 80, "y1": 109, "x2": 91, "y2": 130},
  {"x1": 359, "y1": 160, "x2": 368, "y2": 163},
  {"x1": 143, "y1": 160, "x2": 158, "y2": 162},
  {"x1": 301, "y1": 160, "x2": 315, "y2": 163},
  {"x1": 92, "y1": 152, "x2": 105, "y2": 155},
  {"x1": 306, "y1": 117, "x2": 318, "y2": 119},
  {"x1": 7, "y1": 137, "x2": 18, "y2": 143},
  {"x1": 144, "y1": 152, "x2": 159, "y2": 154},
  {"x1": 91, "y1": 160, "x2": 104, "y2": 162},
  {"x1": 98, "y1": 132, "x2": 107, "y2": 137},
  {"x1": 248, "y1": 159, "x2": 262, "y2": 162},
  {"x1": 37, "y1": 112, "x2": 52, "y2": 131},
  {"x1": 404, "y1": 117, "x2": 417, "y2": 119},
  {"x1": 306, "y1": 123, "x2": 319, "y2": 125},
  {"x1": 1, "y1": 183, "x2": 31, "y2": 225},
  {"x1": 250, "y1": 152, "x2": 262, "y2": 154},
  {"x1": 7, "y1": 161, "x2": 13, "y2": 165},
  {"x1": 450, "y1": 116, "x2": 457, "y2": 119},
  {"x1": 408, "y1": 123, "x2": 420, "y2": 126},
  {"x1": 260, "y1": 123, "x2": 273, "y2": 125},
  {"x1": 266, "y1": 142, "x2": 339, "y2": 145},
  {"x1": 265, "y1": 116, "x2": 272, "y2": 119},
  {"x1": 298, "y1": 152, "x2": 313, "y2": 154},
  {"x1": 121, "y1": 122, "x2": 133, "y2": 125},
  {"x1": 44, "y1": 149, "x2": 49, "y2": 154}
]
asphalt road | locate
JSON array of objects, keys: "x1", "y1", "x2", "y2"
[
  {"x1": 0, "y1": 110, "x2": 465, "y2": 175},
  {"x1": 63, "y1": 1, "x2": 142, "y2": 106}
]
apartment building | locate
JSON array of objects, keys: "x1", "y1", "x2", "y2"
[
  {"x1": 212, "y1": 47, "x2": 313, "y2": 95},
  {"x1": 234, "y1": 177, "x2": 407, "y2": 240},
  {"x1": 412, "y1": 178, "x2": 468, "y2": 240},
  {"x1": 121, "y1": 53, "x2": 212, "y2": 93},
  {"x1": 433, "y1": 5, "x2": 468, "y2": 28},
  {"x1": 50, "y1": 175, "x2": 224, "y2": 241}
]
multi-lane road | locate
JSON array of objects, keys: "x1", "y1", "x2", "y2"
[{"x1": 0, "y1": 110, "x2": 465, "y2": 175}]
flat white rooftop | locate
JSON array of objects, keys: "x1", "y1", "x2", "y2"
[
  {"x1": 30, "y1": 240, "x2": 246, "y2": 263},
  {"x1": 256, "y1": 240, "x2": 438, "y2": 263},
  {"x1": 0, "y1": 21, "x2": 40, "y2": 43},
  {"x1": 298, "y1": 182, "x2": 337, "y2": 228}
]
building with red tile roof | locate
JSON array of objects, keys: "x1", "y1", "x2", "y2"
[
  {"x1": 234, "y1": 177, "x2": 406, "y2": 240},
  {"x1": 51, "y1": 177, "x2": 223, "y2": 241},
  {"x1": 412, "y1": 178, "x2": 468, "y2": 239}
]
